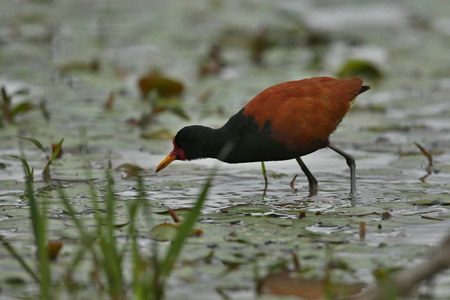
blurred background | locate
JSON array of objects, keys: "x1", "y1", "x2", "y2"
[{"x1": 1, "y1": 0, "x2": 449, "y2": 153}]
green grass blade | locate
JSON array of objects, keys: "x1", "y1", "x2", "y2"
[
  {"x1": 8, "y1": 155, "x2": 33, "y2": 181},
  {"x1": 128, "y1": 196, "x2": 141, "y2": 297},
  {"x1": 1, "y1": 86, "x2": 10, "y2": 105},
  {"x1": 128, "y1": 176, "x2": 156, "y2": 299},
  {"x1": 10, "y1": 102, "x2": 34, "y2": 119},
  {"x1": 49, "y1": 138, "x2": 64, "y2": 163},
  {"x1": 160, "y1": 171, "x2": 215, "y2": 279},
  {"x1": 57, "y1": 187, "x2": 89, "y2": 241},
  {"x1": 97, "y1": 166, "x2": 125, "y2": 298},
  {"x1": 18, "y1": 136, "x2": 47, "y2": 154},
  {"x1": 42, "y1": 165, "x2": 51, "y2": 184},
  {"x1": 57, "y1": 185, "x2": 99, "y2": 292},
  {"x1": 0, "y1": 236, "x2": 40, "y2": 283},
  {"x1": 23, "y1": 160, "x2": 51, "y2": 299}
]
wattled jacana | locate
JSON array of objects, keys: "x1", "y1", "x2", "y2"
[{"x1": 156, "y1": 76, "x2": 370, "y2": 195}]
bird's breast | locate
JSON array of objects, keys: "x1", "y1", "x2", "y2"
[{"x1": 220, "y1": 109, "x2": 301, "y2": 163}]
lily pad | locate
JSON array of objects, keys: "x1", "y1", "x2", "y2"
[
  {"x1": 336, "y1": 59, "x2": 383, "y2": 84},
  {"x1": 150, "y1": 223, "x2": 179, "y2": 241}
]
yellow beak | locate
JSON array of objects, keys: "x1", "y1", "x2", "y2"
[{"x1": 155, "y1": 153, "x2": 177, "y2": 172}]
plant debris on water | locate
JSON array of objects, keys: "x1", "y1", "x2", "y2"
[{"x1": 1, "y1": 0, "x2": 450, "y2": 299}]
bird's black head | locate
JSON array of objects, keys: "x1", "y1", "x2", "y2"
[
  {"x1": 174, "y1": 125, "x2": 216, "y2": 160},
  {"x1": 155, "y1": 125, "x2": 218, "y2": 172}
]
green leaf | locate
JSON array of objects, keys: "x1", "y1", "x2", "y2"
[
  {"x1": 24, "y1": 171, "x2": 51, "y2": 297},
  {"x1": 150, "y1": 223, "x2": 179, "y2": 241},
  {"x1": 49, "y1": 138, "x2": 64, "y2": 163},
  {"x1": 167, "y1": 106, "x2": 190, "y2": 120},
  {"x1": 19, "y1": 137, "x2": 46, "y2": 154},
  {"x1": 42, "y1": 166, "x2": 50, "y2": 184},
  {"x1": 1, "y1": 86, "x2": 10, "y2": 105},
  {"x1": 11, "y1": 154, "x2": 51, "y2": 295},
  {"x1": 11, "y1": 87, "x2": 30, "y2": 96},
  {"x1": 7, "y1": 155, "x2": 33, "y2": 182},
  {"x1": 0, "y1": 236, "x2": 40, "y2": 283},
  {"x1": 336, "y1": 59, "x2": 383, "y2": 84},
  {"x1": 10, "y1": 102, "x2": 34, "y2": 119},
  {"x1": 114, "y1": 163, "x2": 144, "y2": 178}
]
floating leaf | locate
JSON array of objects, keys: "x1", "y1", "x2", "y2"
[
  {"x1": 141, "y1": 128, "x2": 173, "y2": 140},
  {"x1": 269, "y1": 172, "x2": 287, "y2": 179},
  {"x1": 150, "y1": 223, "x2": 179, "y2": 241},
  {"x1": 265, "y1": 217, "x2": 294, "y2": 227},
  {"x1": 421, "y1": 215, "x2": 444, "y2": 221},
  {"x1": 250, "y1": 27, "x2": 271, "y2": 65},
  {"x1": 150, "y1": 222, "x2": 204, "y2": 242},
  {"x1": 150, "y1": 207, "x2": 170, "y2": 214},
  {"x1": 47, "y1": 241, "x2": 63, "y2": 261},
  {"x1": 103, "y1": 91, "x2": 115, "y2": 110},
  {"x1": 113, "y1": 221, "x2": 130, "y2": 228},
  {"x1": 336, "y1": 59, "x2": 383, "y2": 84},
  {"x1": 413, "y1": 199, "x2": 449, "y2": 206},
  {"x1": 137, "y1": 70, "x2": 184, "y2": 99},
  {"x1": 197, "y1": 43, "x2": 225, "y2": 78},
  {"x1": 189, "y1": 228, "x2": 203, "y2": 237},
  {"x1": 258, "y1": 271, "x2": 364, "y2": 299},
  {"x1": 58, "y1": 58, "x2": 100, "y2": 74},
  {"x1": 150, "y1": 98, "x2": 190, "y2": 120},
  {"x1": 115, "y1": 163, "x2": 144, "y2": 179}
]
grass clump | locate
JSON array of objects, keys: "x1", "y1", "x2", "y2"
[{"x1": 1, "y1": 152, "x2": 214, "y2": 299}]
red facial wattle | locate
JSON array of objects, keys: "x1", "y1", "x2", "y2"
[
  {"x1": 171, "y1": 137, "x2": 186, "y2": 160},
  {"x1": 155, "y1": 137, "x2": 186, "y2": 172}
]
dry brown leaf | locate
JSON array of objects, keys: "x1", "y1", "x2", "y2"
[
  {"x1": 103, "y1": 91, "x2": 115, "y2": 110},
  {"x1": 259, "y1": 271, "x2": 364, "y2": 299},
  {"x1": 137, "y1": 71, "x2": 184, "y2": 99},
  {"x1": 47, "y1": 241, "x2": 63, "y2": 261},
  {"x1": 359, "y1": 221, "x2": 366, "y2": 240}
]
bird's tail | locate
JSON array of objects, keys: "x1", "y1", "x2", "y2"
[
  {"x1": 359, "y1": 86, "x2": 370, "y2": 95},
  {"x1": 350, "y1": 85, "x2": 370, "y2": 107}
]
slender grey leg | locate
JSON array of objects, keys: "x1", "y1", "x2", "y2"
[
  {"x1": 295, "y1": 157, "x2": 318, "y2": 196},
  {"x1": 327, "y1": 142, "x2": 356, "y2": 195}
]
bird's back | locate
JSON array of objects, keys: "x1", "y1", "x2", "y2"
[{"x1": 242, "y1": 77, "x2": 365, "y2": 156}]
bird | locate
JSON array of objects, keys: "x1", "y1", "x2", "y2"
[{"x1": 156, "y1": 76, "x2": 370, "y2": 195}]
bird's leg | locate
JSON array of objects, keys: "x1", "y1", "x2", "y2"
[
  {"x1": 261, "y1": 162, "x2": 268, "y2": 197},
  {"x1": 261, "y1": 161, "x2": 268, "y2": 187},
  {"x1": 295, "y1": 157, "x2": 318, "y2": 196},
  {"x1": 327, "y1": 142, "x2": 356, "y2": 195}
]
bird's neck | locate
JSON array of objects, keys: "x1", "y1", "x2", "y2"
[{"x1": 183, "y1": 126, "x2": 231, "y2": 160}]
